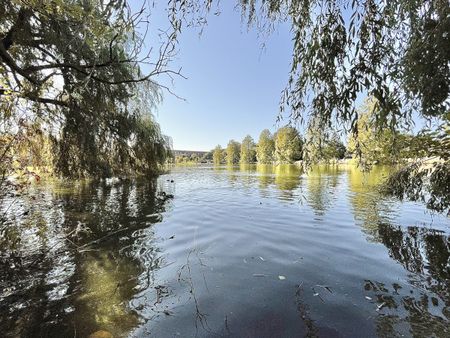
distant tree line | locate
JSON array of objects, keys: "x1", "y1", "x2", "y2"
[
  {"x1": 212, "y1": 98, "x2": 436, "y2": 167},
  {"x1": 212, "y1": 125, "x2": 346, "y2": 165}
]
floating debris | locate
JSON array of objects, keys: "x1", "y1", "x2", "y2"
[
  {"x1": 259, "y1": 256, "x2": 265, "y2": 261},
  {"x1": 365, "y1": 296, "x2": 372, "y2": 301},
  {"x1": 376, "y1": 302, "x2": 386, "y2": 311},
  {"x1": 278, "y1": 275, "x2": 286, "y2": 280},
  {"x1": 154, "y1": 285, "x2": 169, "y2": 305},
  {"x1": 311, "y1": 287, "x2": 325, "y2": 302},
  {"x1": 315, "y1": 284, "x2": 333, "y2": 293}
]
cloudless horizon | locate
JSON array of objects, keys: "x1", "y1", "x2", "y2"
[{"x1": 150, "y1": 4, "x2": 293, "y2": 151}]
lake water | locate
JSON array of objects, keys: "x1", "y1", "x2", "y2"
[{"x1": 0, "y1": 164, "x2": 449, "y2": 337}]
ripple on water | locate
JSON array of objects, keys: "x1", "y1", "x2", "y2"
[{"x1": 0, "y1": 165, "x2": 448, "y2": 338}]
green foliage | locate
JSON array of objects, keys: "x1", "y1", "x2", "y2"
[
  {"x1": 347, "y1": 98, "x2": 421, "y2": 165},
  {"x1": 256, "y1": 129, "x2": 275, "y2": 164},
  {"x1": 382, "y1": 113, "x2": 450, "y2": 214},
  {"x1": 384, "y1": 162, "x2": 450, "y2": 215},
  {"x1": 213, "y1": 145, "x2": 223, "y2": 165},
  {"x1": 202, "y1": 151, "x2": 213, "y2": 162},
  {"x1": 240, "y1": 135, "x2": 256, "y2": 163},
  {"x1": 322, "y1": 135, "x2": 346, "y2": 161},
  {"x1": 0, "y1": 0, "x2": 174, "y2": 178},
  {"x1": 274, "y1": 126, "x2": 302, "y2": 163},
  {"x1": 226, "y1": 140, "x2": 241, "y2": 165},
  {"x1": 303, "y1": 120, "x2": 344, "y2": 163}
]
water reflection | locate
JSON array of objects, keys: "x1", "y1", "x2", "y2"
[
  {"x1": 255, "y1": 164, "x2": 274, "y2": 191},
  {"x1": 305, "y1": 165, "x2": 343, "y2": 215},
  {"x1": 346, "y1": 165, "x2": 396, "y2": 236},
  {"x1": 72, "y1": 250, "x2": 141, "y2": 337},
  {"x1": 0, "y1": 179, "x2": 169, "y2": 338},
  {"x1": 273, "y1": 165, "x2": 302, "y2": 201},
  {"x1": 0, "y1": 165, "x2": 449, "y2": 337},
  {"x1": 256, "y1": 164, "x2": 302, "y2": 200},
  {"x1": 346, "y1": 166, "x2": 449, "y2": 336},
  {"x1": 370, "y1": 224, "x2": 450, "y2": 333}
]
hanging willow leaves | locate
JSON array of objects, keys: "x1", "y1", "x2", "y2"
[{"x1": 1, "y1": 0, "x2": 177, "y2": 178}]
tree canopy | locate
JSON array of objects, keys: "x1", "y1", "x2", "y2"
[
  {"x1": 2, "y1": 0, "x2": 449, "y2": 212},
  {"x1": 226, "y1": 140, "x2": 241, "y2": 165},
  {"x1": 240, "y1": 135, "x2": 256, "y2": 163},
  {"x1": 256, "y1": 129, "x2": 275, "y2": 164},
  {"x1": 274, "y1": 126, "x2": 303, "y2": 163},
  {"x1": 1, "y1": 0, "x2": 176, "y2": 178},
  {"x1": 213, "y1": 145, "x2": 223, "y2": 165}
]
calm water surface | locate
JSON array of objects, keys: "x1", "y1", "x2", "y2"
[{"x1": 0, "y1": 164, "x2": 449, "y2": 337}]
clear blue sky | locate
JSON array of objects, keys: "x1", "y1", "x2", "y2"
[
  {"x1": 149, "y1": 4, "x2": 293, "y2": 151},
  {"x1": 141, "y1": 2, "x2": 429, "y2": 151}
]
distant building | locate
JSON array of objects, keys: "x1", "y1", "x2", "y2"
[{"x1": 173, "y1": 150, "x2": 208, "y2": 158}]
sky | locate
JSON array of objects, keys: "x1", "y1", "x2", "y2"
[{"x1": 147, "y1": 4, "x2": 294, "y2": 151}]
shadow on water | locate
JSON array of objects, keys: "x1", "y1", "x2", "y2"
[{"x1": 0, "y1": 179, "x2": 171, "y2": 338}]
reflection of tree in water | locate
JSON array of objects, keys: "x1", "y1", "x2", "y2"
[
  {"x1": 377, "y1": 224, "x2": 449, "y2": 301},
  {"x1": 71, "y1": 250, "x2": 141, "y2": 337},
  {"x1": 225, "y1": 164, "x2": 240, "y2": 186},
  {"x1": 256, "y1": 164, "x2": 275, "y2": 193},
  {"x1": 273, "y1": 164, "x2": 302, "y2": 200},
  {"x1": 239, "y1": 163, "x2": 255, "y2": 173},
  {"x1": 305, "y1": 165, "x2": 343, "y2": 215},
  {"x1": 347, "y1": 165, "x2": 396, "y2": 237},
  {"x1": 365, "y1": 261, "x2": 449, "y2": 337},
  {"x1": 347, "y1": 167, "x2": 449, "y2": 336},
  {"x1": 238, "y1": 163, "x2": 257, "y2": 190},
  {"x1": 0, "y1": 179, "x2": 169, "y2": 337}
]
